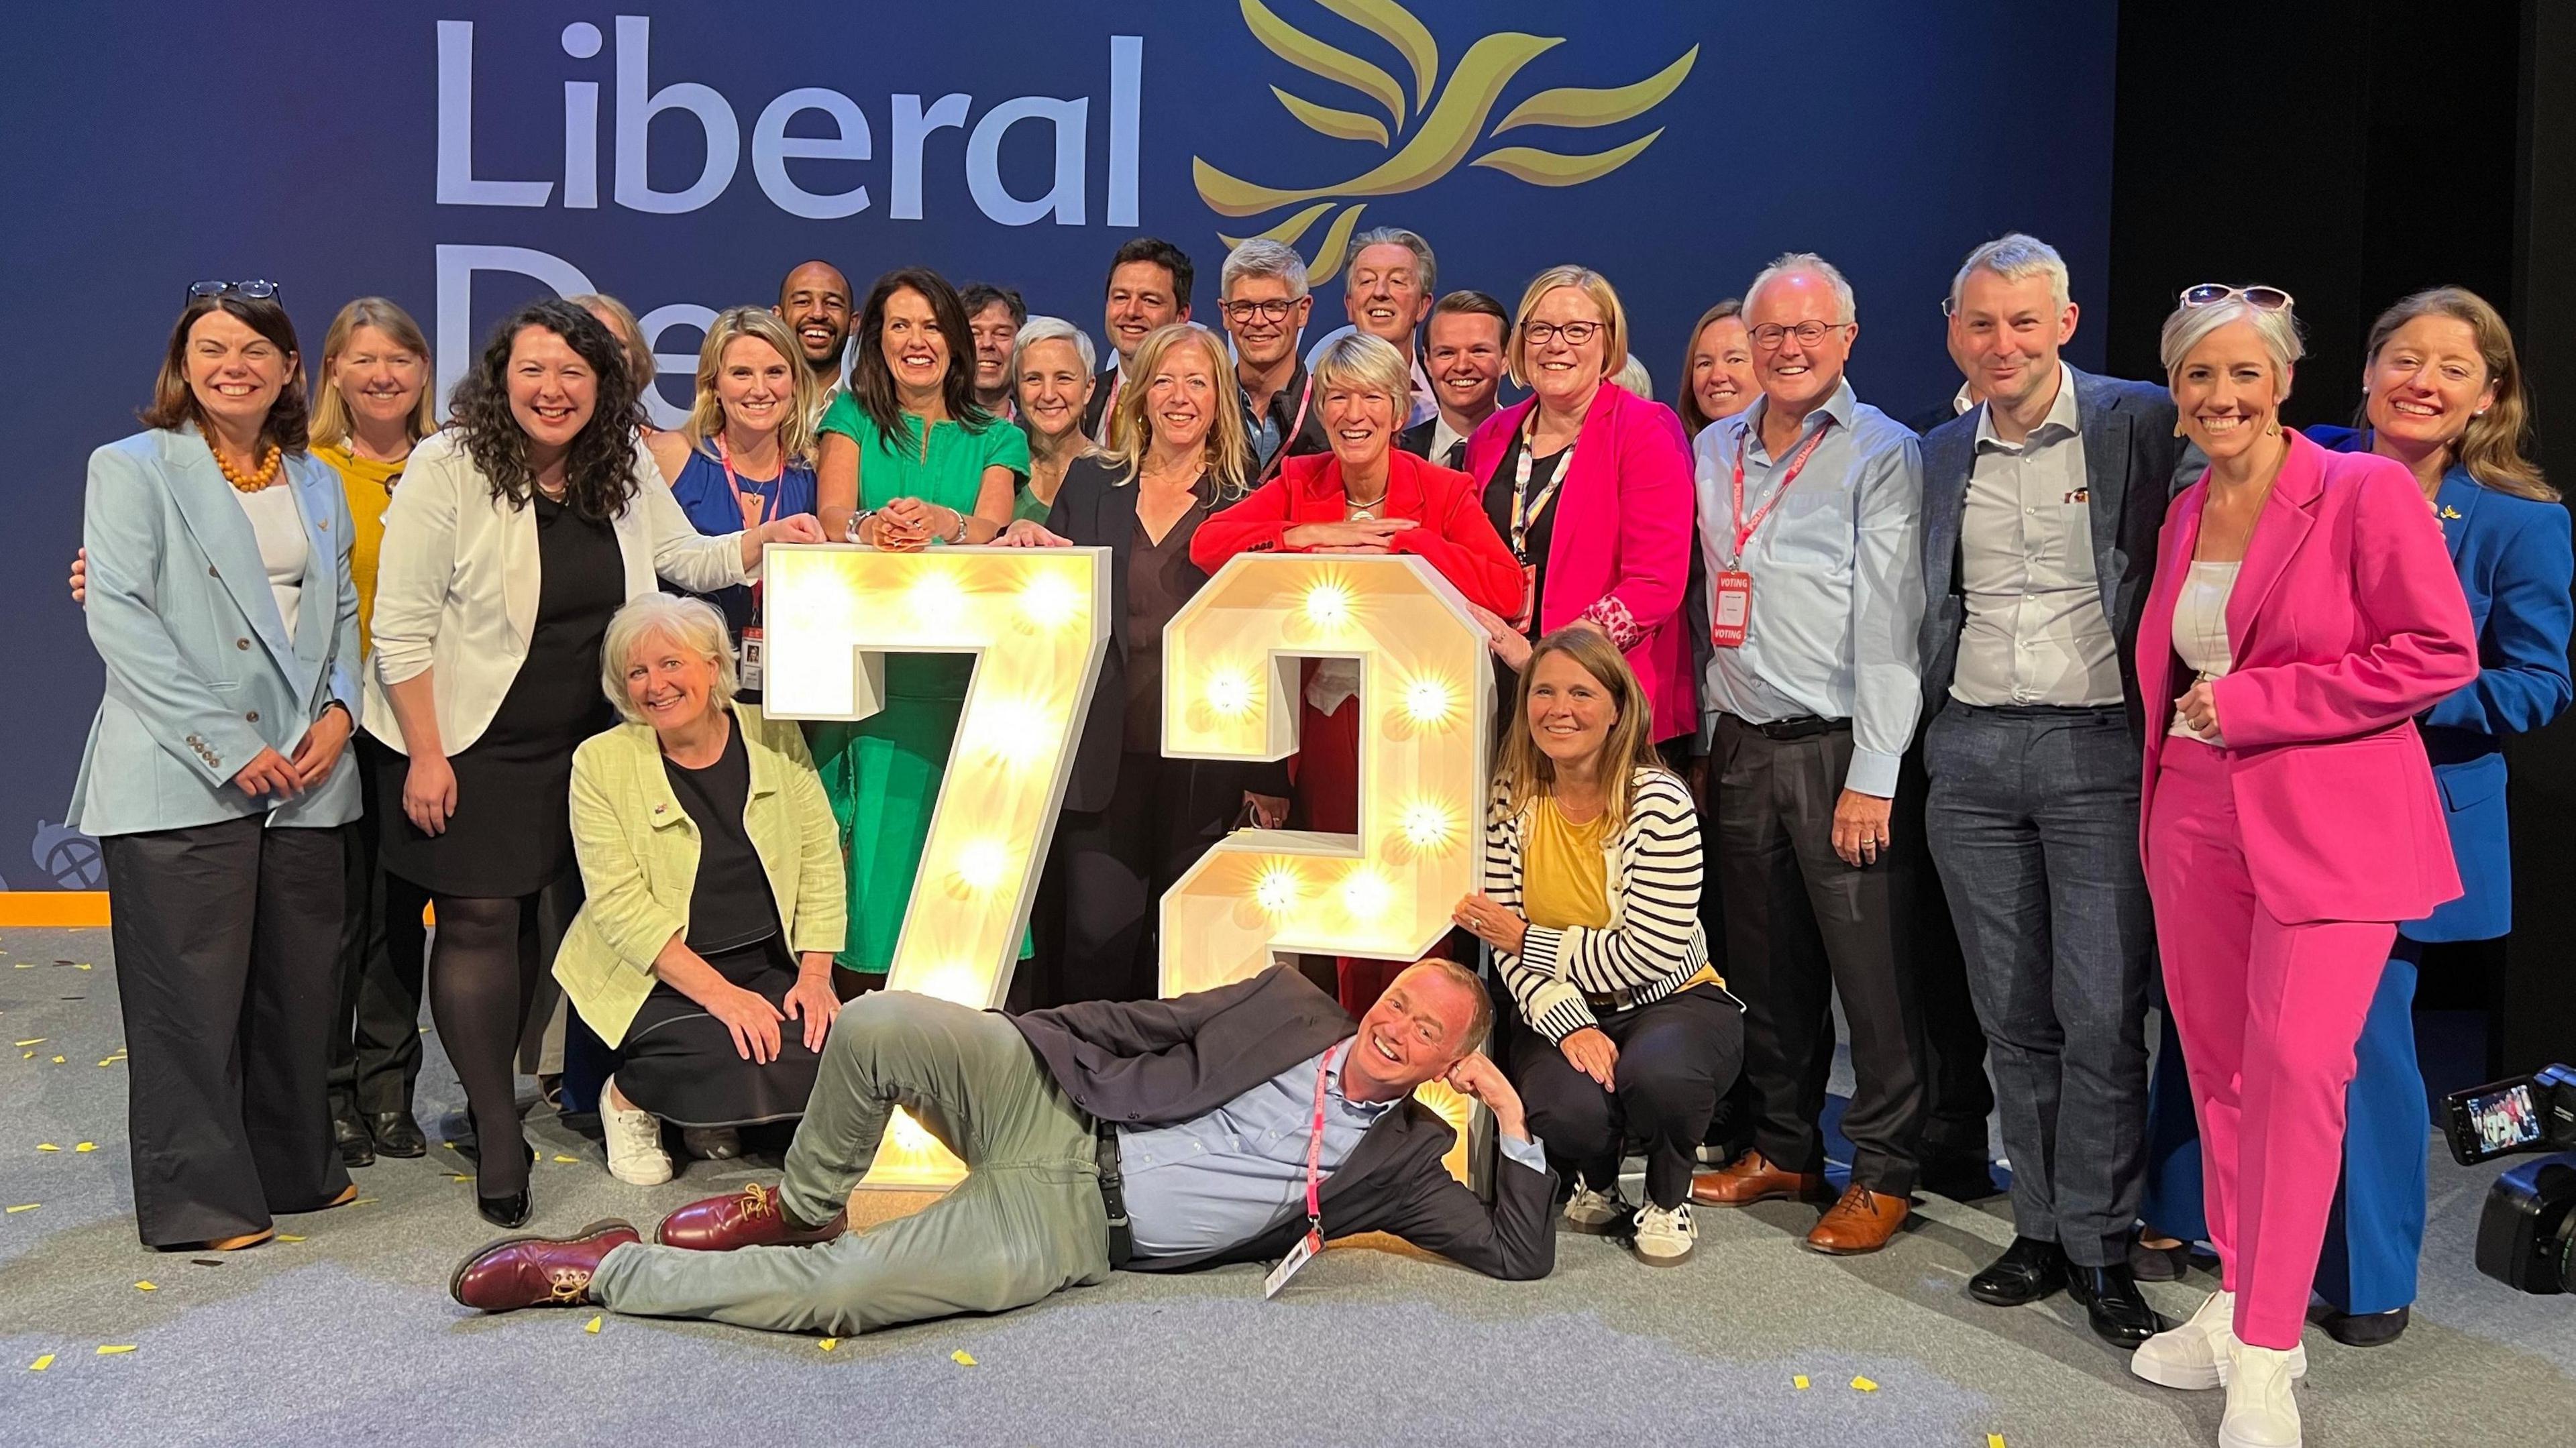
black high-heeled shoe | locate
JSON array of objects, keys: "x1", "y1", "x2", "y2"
[{"x1": 476, "y1": 1144, "x2": 537, "y2": 1229}]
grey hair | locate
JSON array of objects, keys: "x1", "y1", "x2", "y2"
[
  {"x1": 2158, "y1": 294, "x2": 2306, "y2": 385},
  {"x1": 1949, "y1": 233, "x2": 2070, "y2": 313},
  {"x1": 1221, "y1": 238, "x2": 1309, "y2": 301},
  {"x1": 1745, "y1": 251, "x2": 1857, "y2": 325},
  {"x1": 600, "y1": 593, "x2": 737, "y2": 726},
  {"x1": 1009, "y1": 315, "x2": 1097, "y2": 380},
  {"x1": 1310, "y1": 330, "x2": 1411, "y2": 405},
  {"x1": 1348, "y1": 226, "x2": 1436, "y2": 294},
  {"x1": 1613, "y1": 356, "x2": 1652, "y2": 396}
]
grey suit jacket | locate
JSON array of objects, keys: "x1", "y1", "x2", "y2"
[{"x1": 1917, "y1": 368, "x2": 2188, "y2": 744}]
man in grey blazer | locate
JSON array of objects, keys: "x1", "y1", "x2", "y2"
[{"x1": 1917, "y1": 235, "x2": 2187, "y2": 1350}]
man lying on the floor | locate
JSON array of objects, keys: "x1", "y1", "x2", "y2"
[{"x1": 450, "y1": 958, "x2": 1554, "y2": 1331}]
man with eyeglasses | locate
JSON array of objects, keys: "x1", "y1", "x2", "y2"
[
  {"x1": 1686, "y1": 252, "x2": 1931, "y2": 1258},
  {"x1": 1915, "y1": 235, "x2": 2188, "y2": 1350},
  {"x1": 1218, "y1": 239, "x2": 1330, "y2": 482}
]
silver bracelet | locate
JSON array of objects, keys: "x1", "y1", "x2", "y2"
[{"x1": 847, "y1": 508, "x2": 875, "y2": 543}]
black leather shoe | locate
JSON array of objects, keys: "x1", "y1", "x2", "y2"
[
  {"x1": 2320, "y1": 1306, "x2": 2409, "y2": 1347},
  {"x1": 333, "y1": 1113, "x2": 376, "y2": 1169},
  {"x1": 2069, "y1": 1264, "x2": 2163, "y2": 1349},
  {"x1": 370, "y1": 1111, "x2": 428, "y2": 1158},
  {"x1": 1968, "y1": 1237, "x2": 2069, "y2": 1306},
  {"x1": 474, "y1": 1144, "x2": 539, "y2": 1229}
]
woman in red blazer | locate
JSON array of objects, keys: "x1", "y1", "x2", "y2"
[
  {"x1": 2126, "y1": 287, "x2": 2475, "y2": 1447},
  {"x1": 1458, "y1": 266, "x2": 1697, "y2": 746},
  {"x1": 1193, "y1": 331, "x2": 1520, "y2": 1012}
]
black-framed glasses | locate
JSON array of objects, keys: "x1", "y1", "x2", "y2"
[
  {"x1": 2180, "y1": 283, "x2": 2293, "y2": 312},
  {"x1": 1521, "y1": 320, "x2": 1602, "y2": 347},
  {"x1": 1749, "y1": 319, "x2": 1852, "y2": 350},
  {"x1": 189, "y1": 279, "x2": 281, "y2": 304},
  {"x1": 1222, "y1": 298, "x2": 1299, "y2": 325}
]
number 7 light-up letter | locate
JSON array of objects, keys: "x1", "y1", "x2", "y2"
[{"x1": 761, "y1": 543, "x2": 1109, "y2": 1186}]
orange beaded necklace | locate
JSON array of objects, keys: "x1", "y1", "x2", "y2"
[{"x1": 210, "y1": 437, "x2": 284, "y2": 493}]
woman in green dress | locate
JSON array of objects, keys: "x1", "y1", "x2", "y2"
[
  {"x1": 1004, "y1": 315, "x2": 1099, "y2": 527},
  {"x1": 812, "y1": 268, "x2": 1030, "y2": 993}
]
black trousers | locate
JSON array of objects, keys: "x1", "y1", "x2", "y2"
[
  {"x1": 1509, "y1": 985, "x2": 1743, "y2": 1209},
  {"x1": 1036, "y1": 752, "x2": 1230, "y2": 1007},
  {"x1": 327, "y1": 734, "x2": 430, "y2": 1120},
  {"x1": 1711, "y1": 715, "x2": 1929, "y2": 1195},
  {"x1": 103, "y1": 816, "x2": 352, "y2": 1246}
]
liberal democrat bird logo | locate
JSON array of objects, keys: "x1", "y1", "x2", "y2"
[{"x1": 1196, "y1": 0, "x2": 1698, "y2": 283}]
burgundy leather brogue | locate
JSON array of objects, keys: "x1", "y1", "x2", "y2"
[
  {"x1": 654, "y1": 1181, "x2": 847, "y2": 1252},
  {"x1": 449, "y1": 1219, "x2": 639, "y2": 1312}
]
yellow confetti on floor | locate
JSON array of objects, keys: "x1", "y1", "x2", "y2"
[
  {"x1": 134, "y1": 1281, "x2": 156, "y2": 1291},
  {"x1": 818, "y1": 1338, "x2": 838, "y2": 1351},
  {"x1": 584, "y1": 1316, "x2": 602, "y2": 1335},
  {"x1": 36, "y1": 1144, "x2": 58, "y2": 1152},
  {"x1": 1851, "y1": 1376, "x2": 1878, "y2": 1393},
  {"x1": 13, "y1": 1038, "x2": 43, "y2": 1046},
  {"x1": 51, "y1": 1057, "x2": 64, "y2": 1064},
  {"x1": 74, "y1": 963, "x2": 93, "y2": 970},
  {"x1": 5, "y1": 1204, "x2": 38, "y2": 1214},
  {"x1": 951, "y1": 1350, "x2": 977, "y2": 1367},
  {"x1": 1792, "y1": 1375, "x2": 1809, "y2": 1390},
  {"x1": 96, "y1": 1345, "x2": 136, "y2": 1355},
  {"x1": 553, "y1": 1155, "x2": 578, "y2": 1164},
  {"x1": 75, "y1": 1142, "x2": 96, "y2": 1152},
  {"x1": 275, "y1": 1233, "x2": 305, "y2": 1242},
  {"x1": 29, "y1": 1354, "x2": 54, "y2": 1372},
  {"x1": 1990, "y1": 1436, "x2": 2008, "y2": 1448},
  {"x1": 98, "y1": 1060, "x2": 117, "y2": 1068},
  {"x1": 350, "y1": 1198, "x2": 378, "y2": 1205}
]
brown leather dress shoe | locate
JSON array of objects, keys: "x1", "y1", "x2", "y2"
[
  {"x1": 449, "y1": 1219, "x2": 640, "y2": 1312},
  {"x1": 654, "y1": 1181, "x2": 847, "y2": 1251},
  {"x1": 1690, "y1": 1150, "x2": 1831, "y2": 1207},
  {"x1": 1801, "y1": 1183, "x2": 1911, "y2": 1255}
]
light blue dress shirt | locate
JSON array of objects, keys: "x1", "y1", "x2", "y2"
[
  {"x1": 1120, "y1": 1044, "x2": 1549, "y2": 1261},
  {"x1": 1693, "y1": 377, "x2": 1926, "y2": 797}
]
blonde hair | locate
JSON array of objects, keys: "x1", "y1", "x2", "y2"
[
  {"x1": 680, "y1": 307, "x2": 818, "y2": 467},
  {"x1": 1507, "y1": 266, "x2": 1629, "y2": 388},
  {"x1": 600, "y1": 594, "x2": 737, "y2": 726},
  {"x1": 1493, "y1": 628, "x2": 1665, "y2": 831},
  {"x1": 1311, "y1": 329, "x2": 1412, "y2": 406},
  {"x1": 309, "y1": 298, "x2": 435, "y2": 451},
  {"x1": 566, "y1": 292, "x2": 654, "y2": 390},
  {"x1": 2361, "y1": 286, "x2": 2553, "y2": 502},
  {"x1": 1107, "y1": 323, "x2": 1251, "y2": 500},
  {"x1": 2159, "y1": 294, "x2": 2304, "y2": 384}
]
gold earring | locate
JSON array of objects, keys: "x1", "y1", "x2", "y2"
[{"x1": 2173, "y1": 416, "x2": 2187, "y2": 438}]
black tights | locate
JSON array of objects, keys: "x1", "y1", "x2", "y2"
[{"x1": 427, "y1": 893, "x2": 541, "y2": 1197}]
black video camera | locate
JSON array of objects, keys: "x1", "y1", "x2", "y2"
[{"x1": 2443, "y1": 1064, "x2": 2576, "y2": 1294}]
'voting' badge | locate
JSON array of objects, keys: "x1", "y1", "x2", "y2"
[{"x1": 1710, "y1": 570, "x2": 1752, "y2": 649}]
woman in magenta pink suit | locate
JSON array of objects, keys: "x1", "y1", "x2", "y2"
[{"x1": 2126, "y1": 284, "x2": 2475, "y2": 1448}]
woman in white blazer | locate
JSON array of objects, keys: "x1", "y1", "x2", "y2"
[
  {"x1": 365, "y1": 298, "x2": 820, "y2": 1226},
  {"x1": 72, "y1": 284, "x2": 364, "y2": 1251}
]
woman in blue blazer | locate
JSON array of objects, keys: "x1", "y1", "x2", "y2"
[
  {"x1": 70, "y1": 286, "x2": 366, "y2": 1251},
  {"x1": 2306, "y1": 286, "x2": 2573, "y2": 1344}
]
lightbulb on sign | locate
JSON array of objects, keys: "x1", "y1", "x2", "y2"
[
  {"x1": 1399, "y1": 800, "x2": 1455, "y2": 851},
  {"x1": 1401, "y1": 676, "x2": 1454, "y2": 726},
  {"x1": 965, "y1": 695, "x2": 1054, "y2": 767},
  {"x1": 907, "y1": 568, "x2": 971, "y2": 626},
  {"x1": 1017, "y1": 569, "x2": 1083, "y2": 629},
  {"x1": 1303, "y1": 582, "x2": 1353, "y2": 630},
  {"x1": 954, "y1": 838, "x2": 1012, "y2": 893},
  {"x1": 1340, "y1": 866, "x2": 1394, "y2": 919},
  {"x1": 1205, "y1": 667, "x2": 1257, "y2": 718},
  {"x1": 1254, "y1": 865, "x2": 1301, "y2": 915}
]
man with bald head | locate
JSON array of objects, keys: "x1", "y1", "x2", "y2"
[
  {"x1": 449, "y1": 959, "x2": 1552, "y2": 1335},
  {"x1": 774, "y1": 259, "x2": 853, "y2": 412},
  {"x1": 1687, "y1": 252, "x2": 1931, "y2": 1257}
]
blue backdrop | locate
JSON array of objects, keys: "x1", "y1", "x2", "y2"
[{"x1": 0, "y1": 0, "x2": 2114, "y2": 888}]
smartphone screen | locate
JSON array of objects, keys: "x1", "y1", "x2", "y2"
[{"x1": 2465, "y1": 1082, "x2": 2542, "y2": 1156}]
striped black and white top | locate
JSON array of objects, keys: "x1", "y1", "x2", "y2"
[{"x1": 1482, "y1": 767, "x2": 1715, "y2": 1042}]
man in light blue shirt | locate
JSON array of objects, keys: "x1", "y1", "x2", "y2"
[{"x1": 1688, "y1": 252, "x2": 1931, "y2": 1258}]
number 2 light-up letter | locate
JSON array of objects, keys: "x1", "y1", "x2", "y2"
[
  {"x1": 761, "y1": 543, "x2": 1108, "y2": 1186},
  {"x1": 1160, "y1": 554, "x2": 1494, "y2": 992}
]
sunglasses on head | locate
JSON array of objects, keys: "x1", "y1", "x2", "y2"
[
  {"x1": 188, "y1": 279, "x2": 281, "y2": 304},
  {"x1": 2180, "y1": 283, "x2": 2292, "y2": 312}
]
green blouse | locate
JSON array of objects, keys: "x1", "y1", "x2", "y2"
[{"x1": 818, "y1": 394, "x2": 1030, "y2": 518}]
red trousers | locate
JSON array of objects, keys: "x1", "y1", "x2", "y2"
[{"x1": 1294, "y1": 695, "x2": 1415, "y2": 1016}]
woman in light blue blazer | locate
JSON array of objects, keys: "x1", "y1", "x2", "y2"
[{"x1": 70, "y1": 284, "x2": 366, "y2": 1250}]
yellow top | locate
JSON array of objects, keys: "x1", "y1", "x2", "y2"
[
  {"x1": 1521, "y1": 795, "x2": 1613, "y2": 930},
  {"x1": 315, "y1": 442, "x2": 405, "y2": 655}
]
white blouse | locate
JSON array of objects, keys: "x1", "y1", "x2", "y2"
[
  {"x1": 2167, "y1": 560, "x2": 2239, "y2": 742},
  {"x1": 235, "y1": 482, "x2": 308, "y2": 647}
]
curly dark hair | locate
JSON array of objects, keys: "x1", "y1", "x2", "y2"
[
  {"x1": 447, "y1": 298, "x2": 642, "y2": 520},
  {"x1": 849, "y1": 267, "x2": 998, "y2": 451}
]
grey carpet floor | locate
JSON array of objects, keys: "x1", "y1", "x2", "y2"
[{"x1": 3, "y1": 925, "x2": 2571, "y2": 1447}]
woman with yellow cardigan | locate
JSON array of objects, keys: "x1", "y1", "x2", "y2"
[{"x1": 554, "y1": 594, "x2": 847, "y2": 1185}]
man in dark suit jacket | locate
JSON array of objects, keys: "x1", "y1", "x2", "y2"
[
  {"x1": 449, "y1": 962, "x2": 1553, "y2": 1333},
  {"x1": 1914, "y1": 235, "x2": 2189, "y2": 1352}
]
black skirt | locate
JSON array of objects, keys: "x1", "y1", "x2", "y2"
[{"x1": 615, "y1": 935, "x2": 822, "y2": 1128}]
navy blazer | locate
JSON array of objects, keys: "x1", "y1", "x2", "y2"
[
  {"x1": 2311, "y1": 427, "x2": 2574, "y2": 940},
  {"x1": 1917, "y1": 367, "x2": 2191, "y2": 743}
]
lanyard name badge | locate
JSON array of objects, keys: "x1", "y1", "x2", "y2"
[
  {"x1": 1711, "y1": 420, "x2": 1833, "y2": 649},
  {"x1": 716, "y1": 437, "x2": 783, "y2": 691},
  {"x1": 1506, "y1": 419, "x2": 1574, "y2": 632},
  {"x1": 1262, "y1": 1040, "x2": 1349, "y2": 1299}
]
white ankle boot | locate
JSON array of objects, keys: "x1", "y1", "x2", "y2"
[
  {"x1": 600, "y1": 1076, "x2": 674, "y2": 1186},
  {"x1": 2131, "y1": 1290, "x2": 2308, "y2": 1390},
  {"x1": 2220, "y1": 1343, "x2": 2304, "y2": 1447}
]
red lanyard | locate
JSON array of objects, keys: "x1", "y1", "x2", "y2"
[
  {"x1": 1729, "y1": 418, "x2": 1834, "y2": 560},
  {"x1": 1304, "y1": 1040, "x2": 1348, "y2": 1233},
  {"x1": 714, "y1": 435, "x2": 782, "y2": 530}
]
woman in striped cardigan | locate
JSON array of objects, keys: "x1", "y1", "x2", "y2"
[{"x1": 1453, "y1": 628, "x2": 1743, "y2": 1267}]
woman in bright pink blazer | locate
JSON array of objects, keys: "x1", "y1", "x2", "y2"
[
  {"x1": 2127, "y1": 286, "x2": 2475, "y2": 1446},
  {"x1": 1459, "y1": 266, "x2": 1696, "y2": 745}
]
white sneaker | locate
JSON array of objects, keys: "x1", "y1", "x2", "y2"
[
  {"x1": 1633, "y1": 1203, "x2": 1696, "y2": 1266},
  {"x1": 682, "y1": 1126, "x2": 743, "y2": 1161},
  {"x1": 600, "y1": 1077, "x2": 674, "y2": 1186},
  {"x1": 2219, "y1": 1343, "x2": 2304, "y2": 1448},
  {"x1": 2132, "y1": 1290, "x2": 2308, "y2": 1390},
  {"x1": 1564, "y1": 1184, "x2": 1629, "y2": 1233}
]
